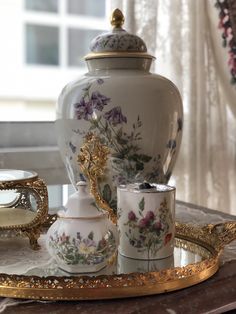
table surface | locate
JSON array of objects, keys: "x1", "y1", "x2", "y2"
[{"x1": 0, "y1": 200, "x2": 236, "y2": 314}]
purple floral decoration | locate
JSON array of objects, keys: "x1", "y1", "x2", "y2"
[
  {"x1": 82, "y1": 237, "x2": 97, "y2": 249},
  {"x1": 72, "y1": 78, "x2": 153, "y2": 192},
  {"x1": 90, "y1": 91, "x2": 110, "y2": 111},
  {"x1": 104, "y1": 106, "x2": 127, "y2": 126},
  {"x1": 74, "y1": 98, "x2": 93, "y2": 120},
  {"x1": 74, "y1": 88, "x2": 110, "y2": 120},
  {"x1": 97, "y1": 78, "x2": 104, "y2": 85}
]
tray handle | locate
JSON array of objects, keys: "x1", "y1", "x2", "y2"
[{"x1": 206, "y1": 221, "x2": 236, "y2": 250}]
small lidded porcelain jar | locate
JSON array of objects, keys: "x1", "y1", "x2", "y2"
[
  {"x1": 46, "y1": 182, "x2": 118, "y2": 273},
  {"x1": 117, "y1": 183, "x2": 175, "y2": 260}
]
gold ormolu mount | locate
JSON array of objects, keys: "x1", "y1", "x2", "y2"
[{"x1": 78, "y1": 133, "x2": 117, "y2": 224}]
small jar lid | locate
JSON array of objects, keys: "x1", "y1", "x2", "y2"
[
  {"x1": 84, "y1": 9, "x2": 154, "y2": 61},
  {"x1": 118, "y1": 182, "x2": 176, "y2": 193},
  {"x1": 62, "y1": 181, "x2": 104, "y2": 218}
]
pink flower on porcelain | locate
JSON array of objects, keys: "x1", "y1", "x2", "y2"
[
  {"x1": 128, "y1": 211, "x2": 136, "y2": 221},
  {"x1": 154, "y1": 221, "x2": 162, "y2": 231},
  {"x1": 145, "y1": 211, "x2": 155, "y2": 221},
  {"x1": 138, "y1": 218, "x2": 149, "y2": 228}
]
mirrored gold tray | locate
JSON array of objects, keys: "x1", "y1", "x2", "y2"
[{"x1": 0, "y1": 221, "x2": 235, "y2": 301}]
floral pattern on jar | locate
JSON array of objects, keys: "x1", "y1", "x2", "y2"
[
  {"x1": 70, "y1": 79, "x2": 175, "y2": 183},
  {"x1": 118, "y1": 197, "x2": 174, "y2": 259},
  {"x1": 48, "y1": 230, "x2": 116, "y2": 266},
  {"x1": 90, "y1": 32, "x2": 147, "y2": 53},
  {"x1": 64, "y1": 78, "x2": 182, "y2": 212}
]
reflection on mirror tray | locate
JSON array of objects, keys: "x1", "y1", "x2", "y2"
[{"x1": 0, "y1": 234, "x2": 211, "y2": 277}]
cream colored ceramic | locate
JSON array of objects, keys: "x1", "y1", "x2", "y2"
[
  {"x1": 46, "y1": 182, "x2": 118, "y2": 273},
  {"x1": 55, "y1": 9, "x2": 183, "y2": 212},
  {"x1": 117, "y1": 183, "x2": 175, "y2": 260}
]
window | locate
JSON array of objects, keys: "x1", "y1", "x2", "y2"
[
  {"x1": 0, "y1": 0, "x2": 108, "y2": 184},
  {"x1": 0, "y1": 0, "x2": 107, "y2": 122},
  {"x1": 25, "y1": 0, "x2": 58, "y2": 13},
  {"x1": 26, "y1": 24, "x2": 59, "y2": 65},
  {"x1": 24, "y1": 0, "x2": 106, "y2": 69},
  {"x1": 67, "y1": 0, "x2": 105, "y2": 17}
]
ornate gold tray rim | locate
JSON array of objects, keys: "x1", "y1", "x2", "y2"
[{"x1": 0, "y1": 221, "x2": 235, "y2": 301}]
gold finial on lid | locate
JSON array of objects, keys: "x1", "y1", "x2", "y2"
[{"x1": 110, "y1": 8, "x2": 125, "y2": 28}]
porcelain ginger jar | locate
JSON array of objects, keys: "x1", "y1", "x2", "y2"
[
  {"x1": 56, "y1": 9, "x2": 183, "y2": 211},
  {"x1": 46, "y1": 181, "x2": 117, "y2": 273}
]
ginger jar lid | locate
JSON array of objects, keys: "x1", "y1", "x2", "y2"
[
  {"x1": 62, "y1": 181, "x2": 104, "y2": 218},
  {"x1": 84, "y1": 8, "x2": 154, "y2": 61}
]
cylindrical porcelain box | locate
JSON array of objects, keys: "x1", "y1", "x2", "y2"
[{"x1": 117, "y1": 183, "x2": 175, "y2": 260}]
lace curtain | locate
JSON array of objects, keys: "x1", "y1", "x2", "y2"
[{"x1": 110, "y1": 0, "x2": 236, "y2": 215}]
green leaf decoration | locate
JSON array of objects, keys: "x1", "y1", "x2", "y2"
[
  {"x1": 88, "y1": 231, "x2": 94, "y2": 240},
  {"x1": 102, "y1": 184, "x2": 112, "y2": 203},
  {"x1": 136, "y1": 162, "x2": 144, "y2": 171},
  {"x1": 117, "y1": 137, "x2": 128, "y2": 145},
  {"x1": 137, "y1": 154, "x2": 152, "y2": 163},
  {"x1": 139, "y1": 197, "x2": 145, "y2": 211},
  {"x1": 89, "y1": 124, "x2": 97, "y2": 130},
  {"x1": 116, "y1": 127, "x2": 123, "y2": 139},
  {"x1": 110, "y1": 200, "x2": 117, "y2": 212},
  {"x1": 128, "y1": 153, "x2": 152, "y2": 163}
]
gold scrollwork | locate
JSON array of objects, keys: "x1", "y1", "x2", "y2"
[
  {"x1": 78, "y1": 133, "x2": 117, "y2": 224},
  {"x1": 176, "y1": 221, "x2": 236, "y2": 253}
]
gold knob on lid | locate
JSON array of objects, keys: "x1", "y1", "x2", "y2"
[{"x1": 110, "y1": 8, "x2": 125, "y2": 28}]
